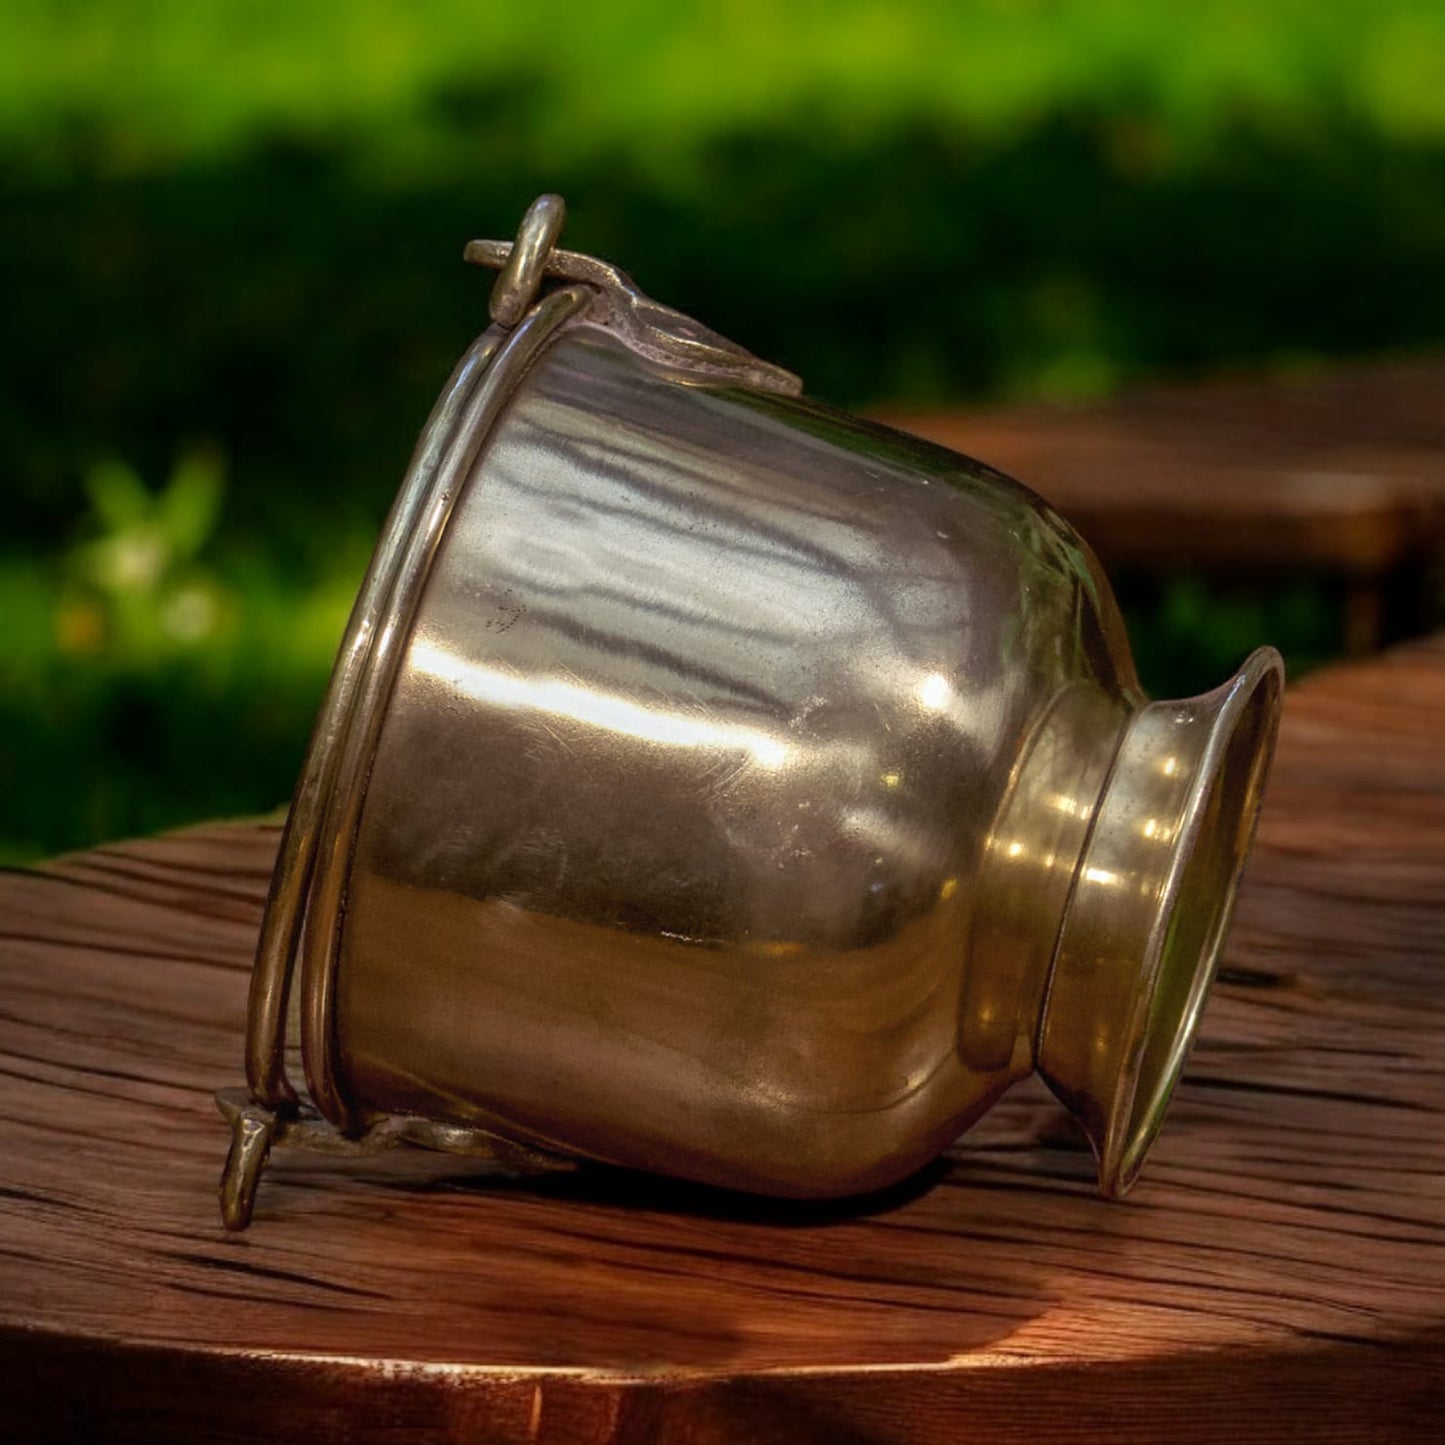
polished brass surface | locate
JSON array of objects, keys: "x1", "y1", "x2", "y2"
[
  {"x1": 299, "y1": 284, "x2": 593, "y2": 1134},
  {"x1": 220, "y1": 196, "x2": 1283, "y2": 1228},
  {"x1": 340, "y1": 324, "x2": 1137, "y2": 1195}
]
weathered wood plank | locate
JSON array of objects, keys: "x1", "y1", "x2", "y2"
[{"x1": 2, "y1": 640, "x2": 1444, "y2": 1440}]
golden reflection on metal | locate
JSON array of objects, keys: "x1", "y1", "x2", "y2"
[
  {"x1": 917, "y1": 673, "x2": 953, "y2": 711},
  {"x1": 219, "y1": 195, "x2": 1285, "y2": 1230},
  {"x1": 409, "y1": 639, "x2": 791, "y2": 770}
]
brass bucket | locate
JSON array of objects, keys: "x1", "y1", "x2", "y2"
[{"x1": 219, "y1": 196, "x2": 1283, "y2": 1229}]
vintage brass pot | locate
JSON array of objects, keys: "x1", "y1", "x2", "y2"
[{"x1": 219, "y1": 195, "x2": 1283, "y2": 1229}]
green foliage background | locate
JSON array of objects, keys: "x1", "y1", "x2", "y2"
[{"x1": 3, "y1": 1, "x2": 1444, "y2": 859}]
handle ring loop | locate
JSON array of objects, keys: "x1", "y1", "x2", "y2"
[{"x1": 489, "y1": 193, "x2": 566, "y2": 327}]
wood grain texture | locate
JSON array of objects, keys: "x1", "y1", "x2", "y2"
[
  {"x1": 3, "y1": 638, "x2": 1445, "y2": 1441},
  {"x1": 882, "y1": 355, "x2": 1445, "y2": 578}
]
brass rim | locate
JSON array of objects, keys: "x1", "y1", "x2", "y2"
[
  {"x1": 243, "y1": 286, "x2": 591, "y2": 1131},
  {"x1": 242, "y1": 329, "x2": 502, "y2": 1111},
  {"x1": 298, "y1": 285, "x2": 593, "y2": 1133},
  {"x1": 1100, "y1": 647, "x2": 1284, "y2": 1195}
]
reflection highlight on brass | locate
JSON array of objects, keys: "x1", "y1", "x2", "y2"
[
  {"x1": 219, "y1": 195, "x2": 1284, "y2": 1230},
  {"x1": 410, "y1": 639, "x2": 792, "y2": 770}
]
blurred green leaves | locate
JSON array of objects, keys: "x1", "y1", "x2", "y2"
[
  {"x1": 1, "y1": 2, "x2": 1442, "y2": 858},
  {"x1": 0, "y1": 452, "x2": 363, "y2": 862},
  {"x1": 5, "y1": 1, "x2": 1445, "y2": 176},
  {"x1": 61, "y1": 451, "x2": 229, "y2": 666}
]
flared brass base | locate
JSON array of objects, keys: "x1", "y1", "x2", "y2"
[{"x1": 1037, "y1": 647, "x2": 1284, "y2": 1195}]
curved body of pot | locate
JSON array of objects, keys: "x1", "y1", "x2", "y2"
[{"x1": 221, "y1": 197, "x2": 1283, "y2": 1228}]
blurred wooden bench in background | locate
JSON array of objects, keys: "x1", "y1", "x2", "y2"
[{"x1": 883, "y1": 354, "x2": 1445, "y2": 654}]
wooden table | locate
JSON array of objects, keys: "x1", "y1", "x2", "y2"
[
  {"x1": 883, "y1": 355, "x2": 1445, "y2": 652},
  {"x1": 3, "y1": 637, "x2": 1445, "y2": 1441}
]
